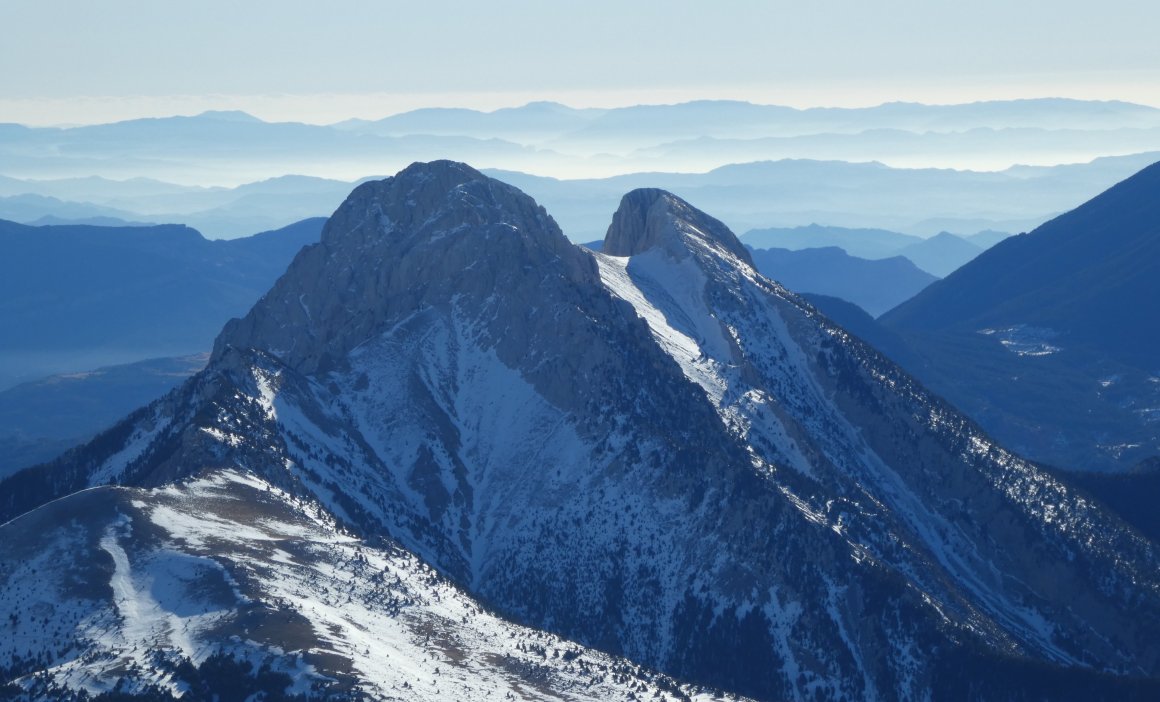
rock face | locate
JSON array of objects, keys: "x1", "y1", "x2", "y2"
[
  {"x1": 3, "y1": 161, "x2": 1160, "y2": 701},
  {"x1": 216, "y1": 162, "x2": 592, "y2": 376},
  {"x1": 601, "y1": 187, "x2": 754, "y2": 264}
]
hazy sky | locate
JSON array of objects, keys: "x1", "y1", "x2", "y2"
[{"x1": 4, "y1": 0, "x2": 1160, "y2": 124}]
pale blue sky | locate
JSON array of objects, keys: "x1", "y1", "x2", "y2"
[{"x1": 3, "y1": 0, "x2": 1159, "y2": 124}]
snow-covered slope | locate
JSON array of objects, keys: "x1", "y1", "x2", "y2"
[
  {"x1": 0, "y1": 468, "x2": 735, "y2": 701},
  {"x1": 3, "y1": 161, "x2": 1159, "y2": 701},
  {"x1": 592, "y1": 190, "x2": 1160, "y2": 669}
]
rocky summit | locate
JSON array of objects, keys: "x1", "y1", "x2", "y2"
[{"x1": 2, "y1": 161, "x2": 1159, "y2": 701}]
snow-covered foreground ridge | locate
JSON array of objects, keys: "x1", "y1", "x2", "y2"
[
  {"x1": 3, "y1": 161, "x2": 1160, "y2": 701},
  {"x1": 0, "y1": 470, "x2": 733, "y2": 701}
]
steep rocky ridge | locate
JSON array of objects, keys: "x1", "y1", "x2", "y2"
[{"x1": 601, "y1": 186, "x2": 754, "y2": 264}]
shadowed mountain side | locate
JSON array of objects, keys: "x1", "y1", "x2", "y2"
[
  {"x1": 1049, "y1": 461, "x2": 1160, "y2": 544},
  {"x1": 0, "y1": 217, "x2": 324, "y2": 389},
  {"x1": 747, "y1": 247, "x2": 936, "y2": 316},
  {"x1": 799, "y1": 293, "x2": 924, "y2": 369},
  {"x1": 882, "y1": 159, "x2": 1160, "y2": 365},
  {"x1": 873, "y1": 160, "x2": 1160, "y2": 471},
  {"x1": 810, "y1": 296, "x2": 1160, "y2": 540}
]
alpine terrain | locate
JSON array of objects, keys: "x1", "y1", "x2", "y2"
[{"x1": 2, "y1": 161, "x2": 1159, "y2": 701}]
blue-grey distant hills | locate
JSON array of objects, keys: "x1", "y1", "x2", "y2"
[
  {"x1": 0, "y1": 217, "x2": 324, "y2": 389},
  {"x1": 742, "y1": 224, "x2": 992, "y2": 277},
  {"x1": 334, "y1": 99, "x2": 1160, "y2": 173},
  {"x1": 491, "y1": 153, "x2": 1160, "y2": 243},
  {"x1": 6, "y1": 98, "x2": 1160, "y2": 189},
  {"x1": 341, "y1": 97, "x2": 1160, "y2": 145},
  {"x1": 3, "y1": 151, "x2": 1160, "y2": 241},
  {"x1": 743, "y1": 224, "x2": 925, "y2": 258},
  {"x1": 553, "y1": 98, "x2": 1160, "y2": 143},
  {"x1": 0, "y1": 193, "x2": 146, "y2": 225},
  {"x1": 0, "y1": 111, "x2": 563, "y2": 184},
  {"x1": 876, "y1": 160, "x2": 1160, "y2": 471},
  {"x1": 0, "y1": 174, "x2": 356, "y2": 238},
  {"x1": 632, "y1": 126, "x2": 1160, "y2": 173},
  {"x1": 894, "y1": 231, "x2": 986, "y2": 277},
  {"x1": 746, "y1": 246, "x2": 936, "y2": 316},
  {"x1": 335, "y1": 100, "x2": 606, "y2": 140}
]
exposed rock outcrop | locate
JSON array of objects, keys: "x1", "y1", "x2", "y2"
[{"x1": 602, "y1": 187, "x2": 754, "y2": 265}]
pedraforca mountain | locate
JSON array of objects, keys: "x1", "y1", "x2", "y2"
[{"x1": 3, "y1": 161, "x2": 1160, "y2": 701}]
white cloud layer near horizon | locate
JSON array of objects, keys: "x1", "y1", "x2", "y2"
[{"x1": 3, "y1": 0, "x2": 1160, "y2": 125}]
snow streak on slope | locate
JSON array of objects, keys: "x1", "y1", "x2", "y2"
[
  {"x1": 244, "y1": 306, "x2": 736, "y2": 673},
  {"x1": 0, "y1": 470, "x2": 743, "y2": 701},
  {"x1": 593, "y1": 217, "x2": 1160, "y2": 674},
  {"x1": 596, "y1": 250, "x2": 813, "y2": 477},
  {"x1": 261, "y1": 304, "x2": 602, "y2": 587}
]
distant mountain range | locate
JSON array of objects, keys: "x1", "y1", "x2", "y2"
[
  {"x1": 894, "y1": 232, "x2": 986, "y2": 277},
  {"x1": 3, "y1": 98, "x2": 1160, "y2": 204},
  {"x1": 343, "y1": 98, "x2": 1160, "y2": 157},
  {"x1": 742, "y1": 224, "x2": 997, "y2": 277},
  {"x1": 2, "y1": 98, "x2": 1158, "y2": 250},
  {"x1": 746, "y1": 246, "x2": 936, "y2": 316},
  {"x1": 0, "y1": 174, "x2": 358, "y2": 238},
  {"x1": 743, "y1": 223, "x2": 926, "y2": 257},
  {"x1": 2, "y1": 151, "x2": 1159, "y2": 242},
  {"x1": 489, "y1": 152, "x2": 1160, "y2": 243},
  {"x1": 0, "y1": 217, "x2": 324, "y2": 390}
]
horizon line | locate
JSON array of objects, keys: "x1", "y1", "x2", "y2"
[{"x1": 6, "y1": 89, "x2": 1160, "y2": 128}]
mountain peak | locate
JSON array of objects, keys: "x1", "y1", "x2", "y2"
[
  {"x1": 213, "y1": 160, "x2": 584, "y2": 373},
  {"x1": 194, "y1": 110, "x2": 263, "y2": 123},
  {"x1": 321, "y1": 159, "x2": 542, "y2": 246},
  {"x1": 601, "y1": 187, "x2": 753, "y2": 265}
]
